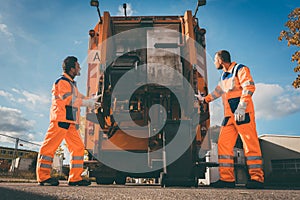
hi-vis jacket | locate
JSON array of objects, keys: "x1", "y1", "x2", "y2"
[
  {"x1": 50, "y1": 73, "x2": 85, "y2": 124},
  {"x1": 205, "y1": 62, "x2": 255, "y2": 118},
  {"x1": 204, "y1": 62, "x2": 264, "y2": 183}
]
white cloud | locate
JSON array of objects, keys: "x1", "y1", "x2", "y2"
[
  {"x1": 0, "y1": 90, "x2": 13, "y2": 99},
  {"x1": 0, "y1": 23, "x2": 13, "y2": 42},
  {"x1": 22, "y1": 90, "x2": 50, "y2": 106},
  {"x1": 0, "y1": 106, "x2": 37, "y2": 145},
  {"x1": 28, "y1": 133, "x2": 35, "y2": 140},
  {"x1": 0, "y1": 12, "x2": 36, "y2": 45},
  {"x1": 1, "y1": 88, "x2": 50, "y2": 109},
  {"x1": 0, "y1": 106, "x2": 41, "y2": 150},
  {"x1": 17, "y1": 98, "x2": 26, "y2": 103},
  {"x1": 0, "y1": 23, "x2": 12, "y2": 36},
  {"x1": 0, "y1": 90, "x2": 16, "y2": 102},
  {"x1": 0, "y1": 13, "x2": 36, "y2": 64},
  {"x1": 11, "y1": 88, "x2": 20, "y2": 93},
  {"x1": 253, "y1": 83, "x2": 300, "y2": 120},
  {"x1": 0, "y1": 106, "x2": 21, "y2": 114},
  {"x1": 117, "y1": 3, "x2": 134, "y2": 16},
  {"x1": 74, "y1": 40, "x2": 82, "y2": 45},
  {"x1": 0, "y1": 106, "x2": 35, "y2": 131},
  {"x1": 32, "y1": 113, "x2": 45, "y2": 118},
  {"x1": 0, "y1": 14, "x2": 14, "y2": 42}
]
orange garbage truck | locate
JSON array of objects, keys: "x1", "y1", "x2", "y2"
[{"x1": 84, "y1": 1, "x2": 212, "y2": 186}]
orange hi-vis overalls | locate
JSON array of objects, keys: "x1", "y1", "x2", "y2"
[
  {"x1": 205, "y1": 62, "x2": 264, "y2": 183},
  {"x1": 37, "y1": 73, "x2": 86, "y2": 183}
]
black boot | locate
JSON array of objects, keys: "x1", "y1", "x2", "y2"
[
  {"x1": 68, "y1": 179, "x2": 91, "y2": 186},
  {"x1": 210, "y1": 180, "x2": 235, "y2": 188},
  {"x1": 38, "y1": 177, "x2": 59, "y2": 186},
  {"x1": 246, "y1": 180, "x2": 264, "y2": 189}
]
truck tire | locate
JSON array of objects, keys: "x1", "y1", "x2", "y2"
[
  {"x1": 115, "y1": 175, "x2": 126, "y2": 185},
  {"x1": 96, "y1": 177, "x2": 114, "y2": 185}
]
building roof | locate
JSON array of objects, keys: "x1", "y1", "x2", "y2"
[
  {"x1": 259, "y1": 135, "x2": 300, "y2": 153},
  {"x1": 0, "y1": 146, "x2": 38, "y2": 153}
]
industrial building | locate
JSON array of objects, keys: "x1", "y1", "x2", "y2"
[
  {"x1": 259, "y1": 135, "x2": 300, "y2": 186},
  {"x1": 0, "y1": 146, "x2": 38, "y2": 172}
]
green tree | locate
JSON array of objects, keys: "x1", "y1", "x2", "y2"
[{"x1": 279, "y1": 8, "x2": 300, "y2": 88}]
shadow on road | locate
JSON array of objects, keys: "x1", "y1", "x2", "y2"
[{"x1": 0, "y1": 187, "x2": 57, "y2": 200}]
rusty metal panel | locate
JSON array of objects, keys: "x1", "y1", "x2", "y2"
[{"x1": 147, "y1": 27, "x2": 182, "y2": 86}]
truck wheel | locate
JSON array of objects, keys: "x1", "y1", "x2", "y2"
[
  {"x1": 115, "y1": 175, "x2": 126, "y2": 185},
  {"x1": 194, "y1": 177, "x2": 199, "y2": 188},
  {"x1": 96, "y1": 177, "x2": 114, "y2": 185}
]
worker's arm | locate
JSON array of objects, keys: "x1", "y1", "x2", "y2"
[
  {"x1": 204, "y1": 82, "x2": 224, "y2": 103},
  {"x1": 237, "y1": 66, "x2": 255, "y2": 107},
  {"x1": 78, "y1": 92, "x2": 86, "y2": 100}
]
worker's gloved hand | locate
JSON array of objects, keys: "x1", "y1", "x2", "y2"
[
  {"x1": 81, "y1": 94, "x2": 101, "y2": 109},
  {"x1": 194, "y1": 90, "x2": 205, "y2": 102},
  {"x1": 234, "y1": 102, "x2": 247, "y2": 122}
]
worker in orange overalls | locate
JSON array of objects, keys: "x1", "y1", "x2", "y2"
[
  {"x1": 36, "y1": 56, "x2": 99, "y2": 186},
  {"x1": 196, "y1": 50, "x2": 264, "y2": 189}
]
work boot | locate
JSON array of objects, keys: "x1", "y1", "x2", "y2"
[
  {"x1": 38, "y1": 178, "x2": 59, "y2": 186},
  {"x1": 210, "y1": 180, "x2": 235, "y2": 188},
  {"x1": 246, "y1": 180, "x2": 264, "y2": 189},
  {"x1": 68, "y1": 179, "x2": 91, "y2": 186}
]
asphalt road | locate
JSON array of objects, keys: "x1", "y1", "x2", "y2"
[{"x1": 0, "y1": 181, "x2": 300, "y2": 200}]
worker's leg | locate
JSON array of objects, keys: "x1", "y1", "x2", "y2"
[
  {"x1": 65, "y1": 124, "x2": 85, "y2": 182},
  {"x1": 236, "y1": 112, "x2": 264, "y2": 183},
  {"x1": 36, "y1": 122, "x2": 66, "y2": 182},
  {"x1": 218, "y1": 117, "x2": 239, "y2": 182}
]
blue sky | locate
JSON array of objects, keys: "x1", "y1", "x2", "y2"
[{"x1": 0, "y1": 0, "x2": 299, "y2": 152}]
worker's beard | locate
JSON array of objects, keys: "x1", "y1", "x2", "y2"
[
  {"x1": 217, "y1": 63, "x2": 223, "y2": 70},
  {"x1": 68, "y1": 70, "x2": 80, "y2": 79}
]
